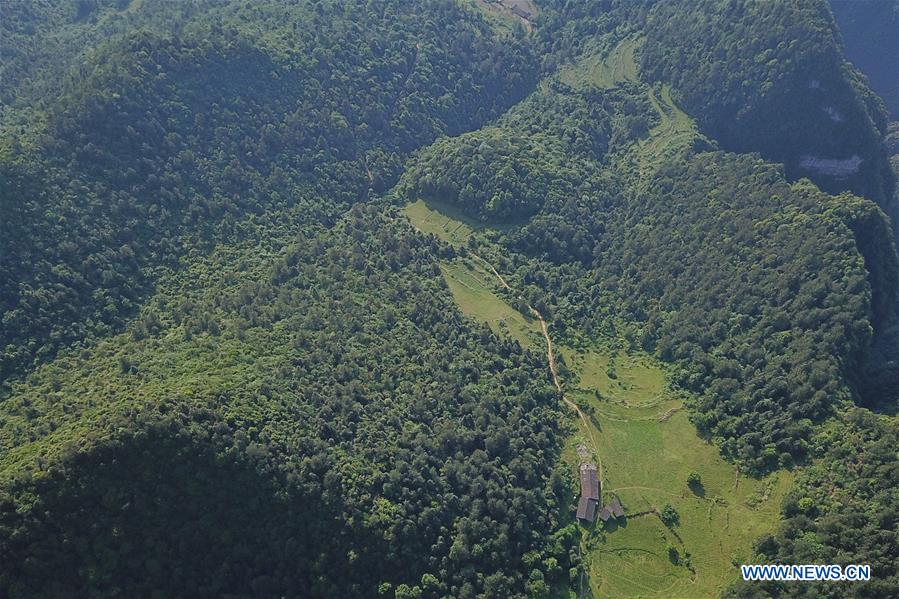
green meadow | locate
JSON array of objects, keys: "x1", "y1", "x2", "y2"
[
  {"x1": 439, "y1": 259, "x2": 541, "y2": 348},
  {"x1": 561, "y1": 346, "x2": 792, "y2": 598},
  {"x1": 403, "y1": 198, "x2": 481, "y2": 247},
  {"x1": 403, "y1": 142, "x2": 790, "y2": 599}
]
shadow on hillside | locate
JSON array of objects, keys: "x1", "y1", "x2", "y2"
[{"x1": 0, "y1": 418, "x2": 361, "y2": 597}]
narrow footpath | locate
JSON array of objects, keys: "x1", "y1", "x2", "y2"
[
  {"x1": 470, "y1": 253, "x2": 602, "y2": 480},
  {"x1": 471, "y1": 252, "x2": 600, "y2": 599}
]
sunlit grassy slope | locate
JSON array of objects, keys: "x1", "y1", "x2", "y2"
[
  {"x1": 561, "y1": 346, "x2": 792, "y2": 598},
  {"x1": 633, "y1": 85, "x2": 699, "y2": 177},
  {"x1": 404, "y1": 198, "x2": 791, "y2": 599},
  {"x1": 558, "y1": 36, "x2": 639, "y2": 90},
  {"x1": 440, "y1": 260, "x2": 542, "y2": 348},
  {"x1": 403, "y1": 198, "x2": 481, "y2": 247}
]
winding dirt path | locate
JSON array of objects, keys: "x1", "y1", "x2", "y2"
[
  {"x1": 470, "y1": 253, "x2": 602, "y2": 481},
  {"x1": 469, "y1": 251, "x2": 602, "y2": 599}
]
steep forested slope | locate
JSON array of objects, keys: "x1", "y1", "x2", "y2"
[
  {"x1": 0, "y1": 1, "x2": 567, "y2": 596},
  {"x1": 0, "y1": 206, "x2": 571, "y2": 597},
  {"x1": 399, "y1": 80, "x2": 653, "y2": 223},
  {"x1": 2, "y1": 0, "x2": 899, "y2": 597},
  {"x1": 0, "y1": 0, "x2": 537, "y2": 382},
  {"x1": 640, "y1": 0, "x2": 895, "y2": 211},
  {"x1": 0, "y1": 0, "x2": 213, "y2": 119}
]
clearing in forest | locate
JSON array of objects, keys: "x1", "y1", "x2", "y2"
[
  {"x1": 403, "y1": 200, "x2": 790, "y2": 599},
  {"x1": 403, "y1": 198, "x2": 483, "y2": 247},
  {"x1": 631, "y1": 84, "x2": 699, "y2": 181},
  {"x1": 560, "y1": 346, "x2": 792, "y2": 598},
  {"x1": 558, "y1": 36, "x2": 639, "y2": 90},
  {"x1": 440, "y1": 259, "x2": 540, "y2": 348},
  {"x1": 469, "y1": 0, "x2": 538, "y2": 34},
  {"x1": 555, "y1": 37, "x2": 699, "y2": 188}
]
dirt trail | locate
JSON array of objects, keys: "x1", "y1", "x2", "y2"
[
  {"x1": 471, "y1": 253, "x2": 602, "y2": 480},
  {"x1": 472, "y1": 251, "x2": 599, "y2": 599}
]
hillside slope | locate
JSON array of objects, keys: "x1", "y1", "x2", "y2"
[
  {"x1": 0, "y1": 0, "x2": 537, "y2": 382},
  {"x1": 0, "y1": 206, "x2": 569, "y2": 597},
  {"x1": 1, "y1": 0, "x2": 898, "y2": 597},
  {"x1": 640, "y1": 0, "x2": 896, "y2": 213}
]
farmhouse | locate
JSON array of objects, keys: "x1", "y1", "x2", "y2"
[
  {"x1": 510, "y1": 5, "x2": 532, "y2": 20},
  {"x1": 577, "y1": 496, "x2": 597, "y2": 522},
  {"x1": 576, "y1": 463, "x2": 600, "y2": 522}
]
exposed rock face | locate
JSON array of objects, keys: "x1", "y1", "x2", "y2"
[{"x1": 799, "y1": 154, "x2": 863, "y2": 177}]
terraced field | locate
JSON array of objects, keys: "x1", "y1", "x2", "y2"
[
  {"x1": 559, "y1": 36, "x2": 639, "y2": 90},
  {"x1": 556, "y1": 37, "x2": 699, "y2": 189},
  {"x1": 634, "y1": 85, "x2": 699, "y2": 176}
]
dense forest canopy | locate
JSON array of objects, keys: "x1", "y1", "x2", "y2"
[
  {"x1": 1, "y1": 206, "x2": 572, "y2": 597},
  {"x1": 640, "y1": 0, "x2": 895, "y2": 210},
  {"x1": 1, "y1": 0, "x2": 898, "y2": 597},
  {"x1": 0, "y1": 0, "x2": 538, "y2": 382}
]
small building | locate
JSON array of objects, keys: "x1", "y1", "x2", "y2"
[
  {"x1": 577, "y1": 463, "x2": 600, "y2": 522},
  {"x1": 599, "y1": 495, "x2": 625, "y2": 523},
  {"x1": 510, "y1": 5, "x2": 532, "y2": 20},
  {"x1": 577, "y1": 496, "x2": 597, "y2": 522},
  {"x1": 579, "y1": 464, "x2": 599, "y2": 500},
  {"x1": 609, "y1": 496, "x2": 624, "y2": 518}
]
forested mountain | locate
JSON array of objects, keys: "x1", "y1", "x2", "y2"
[
  {"x1": 1, "y1": 206, "x2": 571, "y2": 597},
  {"x1": 640, "y1": 0, "x2": 895, "y2": 210},
  {"x1": 1, "y1": 0, "x2": 898, "y2": 597},
  {"x1": 0, "y1": 0, "x2": 537, "y2": 382}
]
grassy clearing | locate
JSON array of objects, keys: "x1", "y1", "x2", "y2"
[
  {"x1": 403, "y1": 198, "x2": 480, "y2": 247},
  {"x1": 405, "y1": 195, "x2": 531, "y2": 246},
  {"x1": 559, "y1": 37, "x2": 639, "y2": 90},
  {"x1": 403, "y1": 201, "x2": 791, "y2": 598},
  {"x1": 591, "y1": 516, "x2": 689, "y2": 595},
  {"x1": 633, "y1": 85, "x2": 698, "y2": 179},
  {"x1": 440, "y1": 259, "x2": 541, "y2": 348},
  {"x1": 562, "y1": 348, "x2": 665, "y2": 410},
  {"x1": 556, "y1": 38, "x2": 698, "y2": 190},
  {"x1": 404, "y1": 198, "x2": 540, "y2": 346},
  {"x1": 468, "y1": 0, "x2": 537, "y2": 34},
  {"x1": 403, "y1": 197, "x2": 524, "y2": 246},
  {"x1": 561, "y1": 345, "x2": 791, "y2": 598}
]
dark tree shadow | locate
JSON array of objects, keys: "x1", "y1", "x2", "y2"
[
  {"x1": 0, "y1": 420, "x2": 360, "y2": 598},
  {"x1": 602, "y1": 515, "x2": 627, "y2": 532}
]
